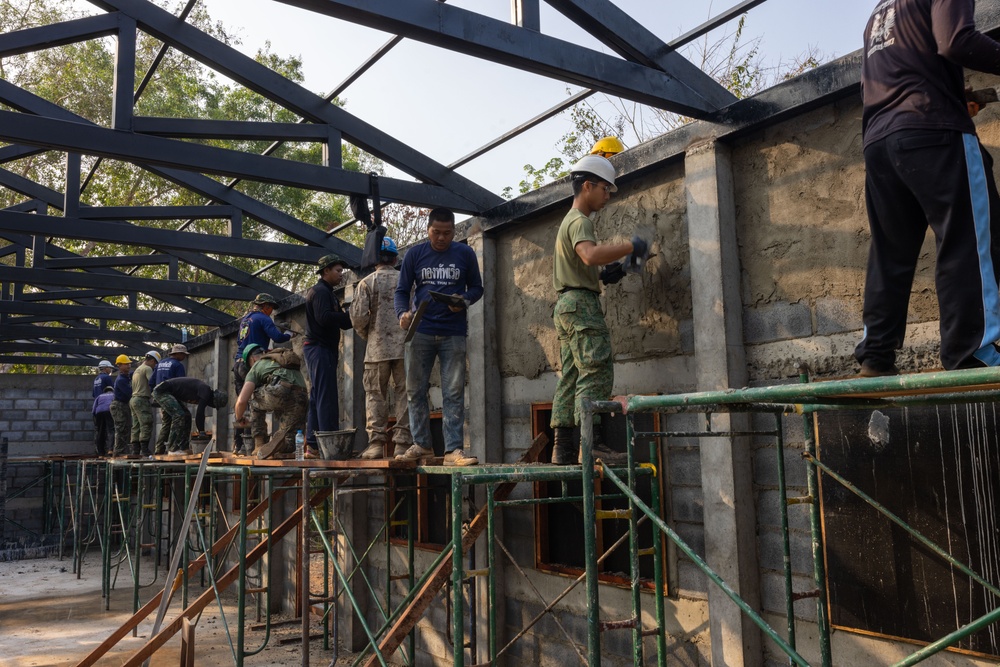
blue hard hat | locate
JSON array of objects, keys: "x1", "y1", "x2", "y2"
[{"x1": 381, "y1": 236, "x2": 398, "y2": 255}]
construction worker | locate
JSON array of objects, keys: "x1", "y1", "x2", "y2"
[
  {"x1": 233, "y1": 343, "x2": 308, "y2": 459},
  {"x1": 349, "y1": 236, "x2": 413, "y2": 460},
  {"x1": 91, "y1": 386, "x2": 114, "y2": 457},
  {"x1": 394, "y1": 208, "x2": 482, "y2": 466},
  {"x1": 232, "y1": 293, "x2": 294, "y2": 452},
  {"x1": 92, "y1": 359, "x2": 114, "y2": 397},
  {"x1": 151, "y1": 344, "x2": 188, "y2": 455},
  {"x1": 856, "y1": 0, "x2": 1000, "y2": 374},
  {"x1": 150, "y1": 377, "x2": 227, "y2": 454},
  {"x1": 129, "y1": 350, "x2": 159, "y2": 457},
  {"x1": 550, "y1": 155, "x2": 649, "y2": 465},
  {"x1": 110, "y1": 354, "x2": 132, "y2": 457},
  {"x1": 303, "y1": 254, "x2": 353, "y2": 457},
  {"x1": 589, "y1": 136, "x2": 625, "y2": 159}
]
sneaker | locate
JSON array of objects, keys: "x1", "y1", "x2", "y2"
[
  {"x1": 303, "y1": 447, "x2": 320, "y2": 460},
  {"x1": 395, "y1": 444, "x2": 435, "y2": 462},
  {"x1": 443, "y1": 449, "x2": 478, "y2": 466},
  {"x1": 359, "y1": 443, "x2": 387, "y2": 460},
  {"x1": 859, "y1": 360, "x2": 899, "y2": 377},
  {"x1": 393, "y1": 444, "x2": 410, "y2": 458}
]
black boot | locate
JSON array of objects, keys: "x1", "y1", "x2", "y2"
[
  {"x1": 551, "y1": 427, "x2": 578, "y2": 465},
  {"x1": 587, "y1": 424, "x2": 627, "y2": 465}
]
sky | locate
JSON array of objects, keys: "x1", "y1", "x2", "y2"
[{"x1": 79, "y1": 0, "x2": 880, "y2": 199}]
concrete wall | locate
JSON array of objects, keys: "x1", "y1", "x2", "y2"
[{"x1": 0, "y1": 373, "x2": 95, "y2": 457}]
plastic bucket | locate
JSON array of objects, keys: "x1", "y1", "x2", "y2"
[
  {"x1": 315, "y1": 429, "x2": 356, "y2": 460},
  {"x1": 190, "y1": 437, "x2": 213, "y2": 455}
]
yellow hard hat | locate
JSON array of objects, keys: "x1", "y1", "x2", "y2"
[
  {"x1": 589, "y1": 136, "x2": 625, "y2": 157},
  {"x1": 115, "y1": 354, "x2": 131, "y2": 365}
]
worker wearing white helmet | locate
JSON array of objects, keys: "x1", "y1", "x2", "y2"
[
  {"x1": 549, "y1": 155, "x2": 650, "y2": 466},
  {"x1": 93, "y1": 359, "x2": 114, "y2": 398}
]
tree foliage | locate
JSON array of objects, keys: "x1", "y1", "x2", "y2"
[{"x1": 503, "y1": 15, "x2": 822, "y2": 198}]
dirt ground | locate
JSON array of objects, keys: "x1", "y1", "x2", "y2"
[{"x1": 0, "y1": 556, "x2": 356, "y2": 666}]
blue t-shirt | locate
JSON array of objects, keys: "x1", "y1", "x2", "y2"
[
  {"x1": 151, "y1": 357, "x2": 185, "y2": 387},
  {"x1": 393, "y1": 241, "x2": 483, "y2": 337},
  {"x1": 93, "y1": 372, "x2": 113, "y2": 398},
  {"x1": 113, "y1": 371, "x2": 132, "y2": 402},
  {"x1": 236, "y1": 310, "x2": 291, "y2": 358},
  {"x1": 93, "y1": 391, "x2": 114, "y2": 415}
]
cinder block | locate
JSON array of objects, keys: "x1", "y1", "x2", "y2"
[
  {"x1": 743, "y1": 302, "x2": 812, "y2": 344},
  {"x1": 49, "y1": 410, "x2": 73, "y2": 421},
  {"x1": 2, "y1": 431, "x2": 25, "y2": 443},
  {"x1": 758, "y1": 528, "x2": 814, "y2": 575},
  {"x1": 38, "y1": 399, "x2": 62, "y2": 410},
  {"x1": 25, "y1": 431, "x2": 49, "y2": 442},
  {"x1": 754, "y1": 446, "x2": 808, "y2": 489},
  {"x1": 13, "y1": 399, "x2": 38, "y2": 410},
  {"x1": 75, "y1": 411, "x2": 94, "y2": 421},
  {"x1": 667, "y1": 449, "x2": 701, "y2": 486},
  {"x1": 74, "y1": 430, "x2": 93, "y2": 441},
  {"x1": 49, "y1": 431, "x2": 73, "y2": 442},
  {"x1": 35, "y1": 420, "x2": 58, "y2": 431},
  {"x1": 52, "y1": 390, "x2": 77, "y2": 399},
  {"x1": 0, "y1": 400, "x2": 12, "y2": 410},
  {"x1": 674, "y1": 522, "x2": 706, "y2": 557},
  {"x1": 11, "y1": 421, "x2": 33, "y2": 431},
  {"x1": 3, "y1": 410, "x2": 26, "y2": 421},
  {"x1": 757, "y1": 489, "x2": 811, "y2": 532},
  {"x1": 60, "y1": 421, "x2": 85, "y2": 432},
  {"x1": 671, "y1": 487, "x2": 703, "y2": 523},
  {"x1": 27, "y1": 389, "x2": 51, "y2": 399},
  {"x1": 675, "y1": 559, "x2": 709, "y2": 597},
  {"x1": 0, "y1": 421, "x2": 8, "y2": 431},
  {"x1": 26, "y1": 410, "x2": 49, "y2": 420},
  {"x1": 815, "y1": 297, "x2": 863, "y2": 336}
]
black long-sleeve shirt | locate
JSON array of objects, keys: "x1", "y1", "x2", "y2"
[
  {"x1": 153, "y1": 377, "x2": 214, "y2": 432},
  {"x1": 304, "y1": 278, "x2": 352, "y2": 350},
  {"x1": 862, "y1": 0, "x2": 1000, "y2": 147}
]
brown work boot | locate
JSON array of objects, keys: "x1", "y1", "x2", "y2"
[
  {"x1": 579, "y1": 426, "x2": 627, "y2": 465},
  {"x1": 551, "y1": 427, "x2": 577, "y2": 465},
  {"x1": 443, "y1": 449, "x2": 478, "y2": 466},
  {"x1": 360, "y1": 442, "x2": 387, "y2": 460}
]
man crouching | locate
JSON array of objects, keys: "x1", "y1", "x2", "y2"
[{"x1": 233, "y1": 343, "x2": 308, "y2": 459}]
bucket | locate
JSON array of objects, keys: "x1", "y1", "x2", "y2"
[
  {"x1": 315, "y1": 429, "x2": 356, "y2": 460},
  {"x1": 190, "y1": 437, "x2": 213, "y2": 455}
]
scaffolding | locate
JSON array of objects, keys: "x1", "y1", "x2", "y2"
[{"x1": 26, "y1": 366, "x2": 1000, "y2": 665}]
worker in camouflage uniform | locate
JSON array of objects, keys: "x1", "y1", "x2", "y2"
[
  {"x1": 349, "y1": 237, "x2": 413, "y2": 459},
  {"x1": 110, "y1": 354, "x2": 132, "y2": 457},
  {"x1": 151, "y1": 377, "x2": 227, "y2": 454},
  {"x1": 550, "y1": 155, "x2": 649, "y2": 465},
  {"x1": 233, "y1": 343, "x2": 308, "y2": 459},
  {"x1": 129, "y1": 350, "x2": 159, "y2": 457}
]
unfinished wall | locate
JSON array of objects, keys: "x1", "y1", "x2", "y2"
[{"x1": 0, "y1": 373, "x2": 95, "y2": 457}]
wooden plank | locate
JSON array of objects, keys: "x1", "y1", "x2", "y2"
[
  {"x1": 119, "y1": 487, "x2": 333, "y2": 667},
  {"x1": 74, "y1": 477, "x2": 301, "y2": 667},
  {"x1": 362, "y1": 433, "x2": 549, "y2": 667}
]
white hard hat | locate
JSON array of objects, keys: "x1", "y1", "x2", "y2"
[
  {"x1": 570, "y1": 155, "x2": 617, "y2": 192},
  {"x1": 98, "y1": 360, "x2": 113, "y2": 368},
  {"x1": 145, "y1": 350, "x2": 161, "y2": 363}
]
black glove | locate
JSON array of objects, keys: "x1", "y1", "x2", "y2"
[
  {"x1": 630, "y1": 235, "x2": 649, "y2": 260},
  {"x1": 599, "y1": 261, "x2": 626, "y2": 285}
]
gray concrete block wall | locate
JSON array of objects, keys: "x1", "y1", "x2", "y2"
[{"x1": 0, "y1": 374, "x2": 96, "y2": 457}]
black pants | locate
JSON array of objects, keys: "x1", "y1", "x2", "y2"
[
  {"x1": 856, "y1": 129, "x2": 1000, "y2": 370},
  {"x1": 93, "y1": 412, "x2": 113, "y2": 456}
]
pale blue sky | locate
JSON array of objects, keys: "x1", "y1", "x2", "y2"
[{"x1": 82, "y1": 0, "x2": 880, "y2": 196}]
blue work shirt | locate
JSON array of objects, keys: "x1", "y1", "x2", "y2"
[
  {"x1": 92, "y1": 372, "x2": 113, "y2": 398},
  {"x1": 151, "y1": 357, "x2": 185, "y2": 388},
  {"x1": 236, "y1": 310, "x2": 291, "y2": 358},
  {"x1": 393, "y1": 241, "x2": 483, "y2": 337},
  {"x1": 113, "y1": 371, "x2": 132, "y2": 402}
]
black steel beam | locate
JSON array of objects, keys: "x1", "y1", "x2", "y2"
[
  {"x1": 0, "y1": 78, "x2": 361, "y2": 263},
  {"x1": 0, "y1": 265, "x2": 257, "y2": 300},
  {"x1": 544, "y1": 0, "x2": 736, "y2": 108},
  {"x1": 0, "y1": 13, "x2": 120, "y2": 58},
  {"x1": 0, "y1": 209, "x2": 325, "y2": 263},
  {"x1": 0, "y1": 342, "x2": 144, "y2": 356},
  {"x1": 0, "y1": 325, "x2": 179, "y2": 343},
  {"x1": 0, "y1": 300, "x2": 221, "y2": 325},
  {"x1": 0, "y1": 355, "x2": 117, "y2": 367},
  {"x1": 79, "y1": 205, "x2": 237, "y2": 220},
  {"x1": 669, "y1": 0, "x2": 771, "y2": 50},
  {"x1": 19, "y1": 289, "x2": 129, "y2": 301},
  {"x1": 133, "y1": 117, "x2": 335, "y2": 140},
  {"x1": 43, "y1": 255, "x2": 173, "y2": 269},
  {"x1": 86, "y1": 0, "x2": 503, "y2": 211},
  {"x1": 0, "y1": 110, "x2": 482, "y2": 214},
  {"x1": 271, "y1": 0, "x2": 724, "y2": 117}
]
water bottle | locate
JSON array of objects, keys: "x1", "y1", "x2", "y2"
[
  {"x1": 295, "y1": 429, "x2": 304, "y2": 461},
  {"x1": 181, "y1": 326, "x2": 188, "y2": 342}
]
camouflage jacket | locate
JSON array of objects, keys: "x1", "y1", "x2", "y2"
[{"x1": 350, "y1": 264, "x2": 406, "y2": 362}]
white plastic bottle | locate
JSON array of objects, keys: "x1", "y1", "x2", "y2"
[{"x1": 295, "y1": 429, "x2": 304, "y2": 461}]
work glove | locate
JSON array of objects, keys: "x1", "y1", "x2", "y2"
[
  {"x1": 630, "y1": 235, "x2": 650, "y2": 260},
  {"x1": 599, "y1": 262, "x2": 626, "y2": 285}
]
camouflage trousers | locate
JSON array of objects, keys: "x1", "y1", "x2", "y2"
[
  {"x1": 550, "y1": 290, "x2": 613, "y2": 429},
  {"x1": 363, "y1": 359, "x2": 412, "y2": 449},
  {"x1": 110, "y1": 400, "x2": 131, "y2": 455},
  {"x1": 152, "y1": 389, "x2": 191, "y2": 452},
  {"x1": 250, "y1": 380, "x2": 307, "y2": 453},
  {"x1": 129, "y1": 395, "x2": 153, "y2": 451}
]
